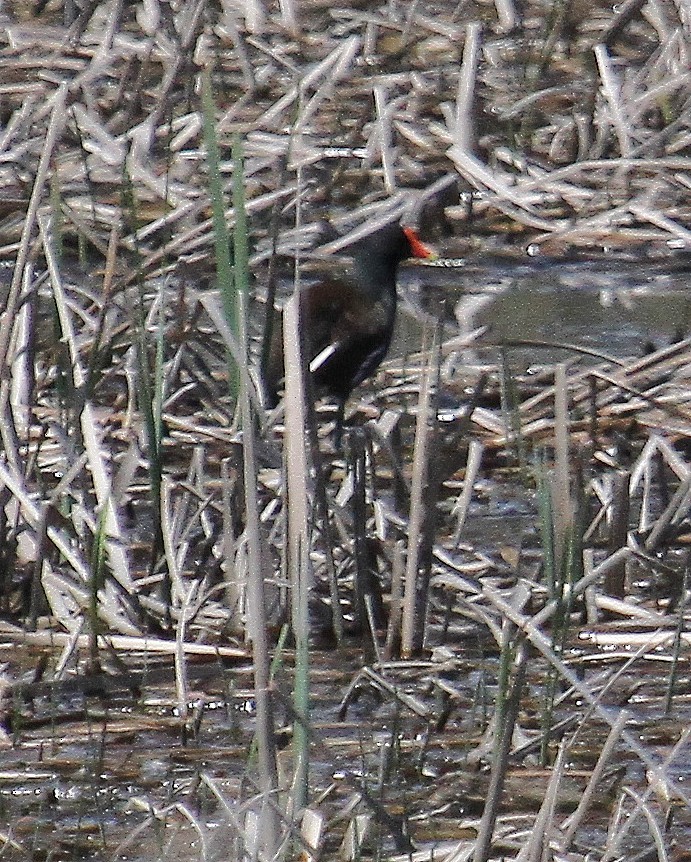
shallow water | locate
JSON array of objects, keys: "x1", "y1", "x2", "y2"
[{"x1": 395, "y1": 253, "x2": 691, "y2": 365}]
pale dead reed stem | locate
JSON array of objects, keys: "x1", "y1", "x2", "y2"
[
  {"x1": 373, "y1": 84, "x2": 396, "y2": 195},
  {"x1": 173, "y1": 586, "x2": 194, "y2": 732},
  {"x1": 38, "y1": 213, "x2": 134, "y2": 595},
  {"x1": 589, "y1": 369, "x2": 691, "y2": 426},
  {"x1": 219, "y1": 15, "x2": 257, "y2": 93},
  {"x1": 255, "y1": 36, "x2": 361, "y2": 130},
  {"x1": 516, "y1": 742, "x2": 567, "y2": 862},
  {"x1": 239, "y1": 286, "x2": 281, "y2": 851},
  {"x1": 144, "y1": 0, "x2": 207, "y2": 133},
  {"x1": 558, "y1": 709, "x2": 629, "y2": 849},
  {"x1": 452, "y1": 439, "x2": 484, "y2": 547},
  {"x1": 70, "y1": 0, "x2": 123, "y2": 77},
  {"x1": 294, "y1": 36, "x2": 361, "y2": 136},
  {"x1": 522, "y1": 546, "x2": 630, "y2": 636},
  {"x1": 0, "y1": 623, "x2": 245, "y2": 657},
  {"x1": 618, "y1": 788, "x2": 669, "y2": 862},
  {"x1": 274, "y1": 688, "x2": 413, "y2": 854},
  {"x1": 493, "y1": 0, "x2": 518, "y2": 31},
  {"x1": 27, "y1": 503, "x2": 50, "y2": 630},
  {"x1": 479, "y1": 579, "x2": 691, "y2": 809},
  {"x1": 7, "y1": 264, "x2": 33, "y2": 442},
  {"x1": 0, "y1": 83, "x2": 67, "y2": 469},
  {"x1": 604, "y1": 727, "x2": 691, "y2": 861},
  {"x1": 514, "y1": 155, "x2": 691, "y2": 185},
  {"x1": 220, "y1": 459, "x2": 244, "y2": 627},
  {"x1": 401, "y1": 332, "x2": 434, "y2": 658},
  {"x1": 594, "y1": 43, "x2": 633, "y2": 157},
  {"x1": 446, "y1": 148, "x2": 555, "y2": 226},
  {"x1": 283, "y1": 294, "x2": 311, "y2": 811},
  {"x1": 417, "y1": 337, "x2": 447, "y2": 653},
  {"x1": 279, "y1": 0, "x2": 299, "y2": 37},
  {"x1": 628, "y1": 202, "x2": 691, "y2": 244},
  {"x1": 198, "y1": 293, "x2": 265, "y2": 415},
  {"x1": 643, "y1": 472, "x2": 691, "y2": 553},
  {"x1": 455, "y1": 22, "x2": 481, "y2": 150}
]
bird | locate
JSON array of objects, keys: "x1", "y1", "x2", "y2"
[{"x1": 264, "y1": 221, "x2": 435, "y2": 442}]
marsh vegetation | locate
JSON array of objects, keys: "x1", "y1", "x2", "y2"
[{"x1": 0, "y1": 0, "x2": 690, "y2": 859}]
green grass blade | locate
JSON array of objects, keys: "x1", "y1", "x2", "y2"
[{"x1": 199, "y1": 69, "x2": 239, "y2": 400}]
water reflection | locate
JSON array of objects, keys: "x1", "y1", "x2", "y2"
[{"x1": 396, "y1": 256, "x2": 691, "y2": 367}]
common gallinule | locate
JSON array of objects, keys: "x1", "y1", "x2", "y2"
[{"x1": 265, "y1": 221, "x2": 434, "y2": 441}]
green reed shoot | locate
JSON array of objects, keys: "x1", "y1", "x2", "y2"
[{"x1": 200, "y1": 69, "x2": 240, "y2": 402}]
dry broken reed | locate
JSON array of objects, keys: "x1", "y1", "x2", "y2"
[{"x1": 0, "y1": 0, "x2": 690, "y2": 860}]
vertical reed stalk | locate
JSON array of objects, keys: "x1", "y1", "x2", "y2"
[
  {"x1": 401, "y1": 331, "x2": 434, "y2": 658},
  {"x1": 88, "y1": 506, "x2": 107, "y2": 672},
  {"x1": 283, "y1": 295, "x2": 311, "y2": 815},
  {"x1": 200, "y1": 68, "x2": 239, "y2": 401},
  {"x1": 350, "y1": 429, "x2": 370, "y2": 637},
  {"x1": 383, "y1": 542, "x2": 405, "y2": 661},
  {"x1": 233, "y1": 138, "x2": 282, "y2": 853},
  {"x1": 552, "y1": 363, "x2": 571, "y2": 568},
  {"x1": 417, "y1": 330, "x2": 445, "y2": 652},
  {"x1": 473, "y1": 633, "x2": 529, "y2": 862},
  {"x1": 122, "y1": 164, "x2": 166, "y2": 580}
]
